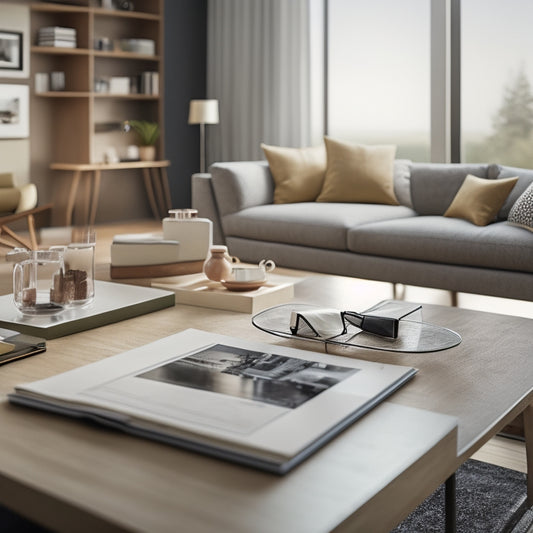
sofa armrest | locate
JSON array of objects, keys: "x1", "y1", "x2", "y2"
[
  {"x1": 210, "y1": 161, "x2": 274, "y2": 217},
  {"x1": 191, "y1": 173, "x2": 225, "y2": 245}
]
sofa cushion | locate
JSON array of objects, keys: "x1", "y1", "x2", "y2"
[
  {"x1": 222, "y1": 203, "x2": 416, "y2": 251},
  {"x1": 0, "y1": 187, "x2": 21, "y2": 213},
  {"x1": 0, "y1": 172, "x2": 15, "y2": 187},
  {"x1": 316, "y1": 137, "x2": 398, "y2": 205},
  {"x1": 393, "y1": 159, "x2": 413, "y2": 208},
  {"x1": 443, "y1": 175, "x2": 518, "y2": 226},
  {"x1": 507, "y1": 182, "x2": 533, "y2": 232},
  {"x1": 410, "y1": 163, "x2": 489, "y2": 215},
  {"x1": 261, "y1": 143, "x2": 326, "y2": 204},
  {"x1": 347, "y1": 216, "x2": 533, "y2": 273},
  {"x1": 488, "y1": 164, "x2": 533, "y2": 219}
]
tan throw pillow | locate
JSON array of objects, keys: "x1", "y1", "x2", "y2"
[
  {"x1": 0, "y1": 172, "x2": 15, "y2": 188},
  {"x1": 261, "y1": 143, "x2": 326, "y2": 204},
  {"x1": 444, "y1": 174, "x2": 519, "y2": 226},
  {"x1": 316, "y1": 137, "x2": 398, "y2": 204},
  {"x1": 0, "y1": 187, "x2": 21, "y2": 213}
]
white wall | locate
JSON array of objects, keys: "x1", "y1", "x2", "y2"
[{"x1": 0, "y1": 2, "x2": 30, "y2": 185}]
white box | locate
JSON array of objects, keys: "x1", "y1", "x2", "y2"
[
  {"x1": 162, "y1": 217, "x2": 212, "y2": 262},
  {"x1": 109, "y1": 77, "x2": 130, "y2": 95}
]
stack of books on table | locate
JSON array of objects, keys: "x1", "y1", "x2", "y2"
[
  {"x1": 37, "y1": 26, "x2": 77, "y2": 48},
  {"x1": 110, "y1": 233, "x2": 204, "y2": 279}
]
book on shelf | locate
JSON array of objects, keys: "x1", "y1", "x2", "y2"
[
  {"x1": 139, "y1": 71, "x2": 159, "y2": 95},
  {"x1": 8, "y1": 328, "x2": 417, "y2": 474},
  {"x1": 38, "y1": 26, "x2": 76, "y2": 36},
  {"x1": 38, "y1": 40, "x2": 76, "y2": 48},
  {"x1": 38, "y1": 27, "x2": 77, "y2": 48}
]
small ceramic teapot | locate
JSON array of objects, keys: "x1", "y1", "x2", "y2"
[{"x1": 203, "y1": 245, "x2": 234, "y2": 282}]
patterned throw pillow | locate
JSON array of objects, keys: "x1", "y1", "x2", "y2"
[{"x1": 507, "y1": 182, "x2": 533, "y2": 232}]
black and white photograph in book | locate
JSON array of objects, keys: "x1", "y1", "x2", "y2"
[
  {"x1": 138, "y1": 344, "x2": 359, "y2": 409},
  {"x1": 0, "y1": 31, "x2": 22, "y2": 71}
]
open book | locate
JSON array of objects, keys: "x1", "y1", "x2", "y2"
[{"x1": 9, "y1": 329, "x2": 417, "y2": 474}]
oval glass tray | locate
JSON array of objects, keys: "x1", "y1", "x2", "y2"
[{"x1": 252, "y1": 303, "x2": 462, "y2": 353}]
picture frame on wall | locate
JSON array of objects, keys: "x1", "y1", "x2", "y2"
[
  {"x1": 0, "y1": 84, "x2": 29, "y2": 139},
  {"x1": 0, "y1": 31, "x2": 23, "y2": 72}
]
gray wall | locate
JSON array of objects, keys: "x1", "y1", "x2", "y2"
[{"x1": 164, "y1": 0, "x2": 207, "y2": 209}]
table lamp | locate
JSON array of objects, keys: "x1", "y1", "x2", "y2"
[{"x1": 188, "y1": 99, "x2": 219, "y2": 173}]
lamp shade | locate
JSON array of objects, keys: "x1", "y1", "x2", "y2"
[{"x1": 188, "y1": 99, "x2": 219, "y2": 125}]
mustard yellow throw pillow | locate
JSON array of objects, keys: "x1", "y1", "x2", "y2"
[
  {"x1": 261, "y1": 143, "x2": 326, "y2": 204},
  {"x1": 316, "y1": 137, "x2": 398, "y2": 204},
  {"x1": 444, "y1": 174, "x2": 518, "y2": 226}
]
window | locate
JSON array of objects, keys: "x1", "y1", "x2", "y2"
[
  {"x1": 327, "y1": 0, "x2": 430, "y2": 161},
  {"x1": 461, "y1": 0, "x2": 533, "y2": 167}
]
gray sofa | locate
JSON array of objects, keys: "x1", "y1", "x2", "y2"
[{"x1": 192, "y1": 161, "x2": 533, "y2": 302}]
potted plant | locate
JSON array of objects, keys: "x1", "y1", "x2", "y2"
[{"x1": 125, "y1": 120, "x2": 160, "y2": 161}]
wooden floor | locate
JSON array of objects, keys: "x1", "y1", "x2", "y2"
[{"x1": 1, "y1": 218, "x2": 530, "y2": 474}]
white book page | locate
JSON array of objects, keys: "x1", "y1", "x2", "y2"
[{"x1": 14, "y1": 329, "x2": 416, "y2": 458}]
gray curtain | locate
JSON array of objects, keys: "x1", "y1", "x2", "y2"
[{"x1": 207, "y1": 0, "x2": 312, "y2": 164}]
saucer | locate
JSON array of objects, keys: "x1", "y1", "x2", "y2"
[{"x1": 221, "y1": 280, "x2": 266, "y2": 292}]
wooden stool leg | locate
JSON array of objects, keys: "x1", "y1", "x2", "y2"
[
  {"x1": 151, "y1": 168, "x2": 165, "y2": 219},
  {"x1": 161, "y1": 167, "x2": 172, "y2": 211},
  {"x1": 142, "y1": 168, "x2": 160, "y2": 219},
  {"x1": 89, "y1": 170, "x2": 102, "y2": 226},
  {"x1": 1, "y1": 224, "x2": 32, "y2": 249},
  {"x1": 27, "y1": 214, "x2": 38, "y2": 250},
  {"x1": 66, "y1": 170, "x2": 82, "y2": 227},
  {"x1": 81, "y1": 171, "x2": 92, "y2": 225}
]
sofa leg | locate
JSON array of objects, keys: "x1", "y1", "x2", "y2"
[
  {"x1": 450, "y1": 291, "x2": 458, "y2": 307},
  {"x1": 392, "y1": 283, "x2": 405, "y2": 300}
]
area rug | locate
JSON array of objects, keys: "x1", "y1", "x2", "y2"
[{"x1": 392, "y1": 458, "x2": 533, "y2": 533}]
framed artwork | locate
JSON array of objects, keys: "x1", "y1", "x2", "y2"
[
  {"x1": 0, "y1": 84, "x2": 29, "y2": 139},
  {"x1": 0, "y1": 31, "x2": 23, "y2": 72}
]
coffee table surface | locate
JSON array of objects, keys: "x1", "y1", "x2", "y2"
[{"x1": 0, "y1": 268, "x2": 530, "y2": 532}]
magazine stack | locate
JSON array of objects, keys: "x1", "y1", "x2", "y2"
[{"x1": 37, "y1": 26, "x2": 77, "y2": 48}]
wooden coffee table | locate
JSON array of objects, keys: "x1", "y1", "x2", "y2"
[{"x1": 0, "y1": 271, "x2": 530, "y2": 532}]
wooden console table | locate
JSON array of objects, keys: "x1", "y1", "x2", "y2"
[{"x1": 50, "y1": 160, "x2": 171, "y2": 226}]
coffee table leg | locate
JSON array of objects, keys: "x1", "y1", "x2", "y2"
[
  {"x1": 445, "y1": 473, "x2": 457, "y2": 533},
  {"x1": 525, "y1": 404, "x2": 533, "y2": 505}
]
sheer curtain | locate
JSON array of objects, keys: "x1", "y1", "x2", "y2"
[{"x1": 207, "y1": 0, "x2": 314, "y2": 164}]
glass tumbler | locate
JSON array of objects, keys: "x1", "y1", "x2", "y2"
[
  {"x1": 13, "y1": 250, "x2": 65, "y2": 315},
  {"x1": 63, "y1": 228, "x2": 96, "y2": 307}
]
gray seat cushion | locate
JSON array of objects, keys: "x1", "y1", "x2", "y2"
[
  {"x1": 347, "y1": 216, "x2": 533, "y2": 273},
  {"x1": 222, "y1": 203, "x2": 416, "y2": 251}
]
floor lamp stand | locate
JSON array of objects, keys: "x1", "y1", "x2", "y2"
[{"x1": 199, "y1": 122, "x2": 206, "y2": 173}]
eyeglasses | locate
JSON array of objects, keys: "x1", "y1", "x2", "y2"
[{"x1": 290, "y1": 309, "x2": 399, "y2": 340}]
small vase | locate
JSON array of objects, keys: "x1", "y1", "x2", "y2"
[
  {"x1": 139, "y1": 145, "x2": 156, "y2": 161},
  {"x1": 203, "y1": 245, "x2": 233, "y2": 282}
]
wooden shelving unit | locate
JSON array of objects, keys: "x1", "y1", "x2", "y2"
[{"x1": 30, "y1": 0, "x2": 164, "y2": 165}]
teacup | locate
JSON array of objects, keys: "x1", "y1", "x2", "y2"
[{"x1": 230, "y1": 259, "x2": 275, "y2": 283}]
